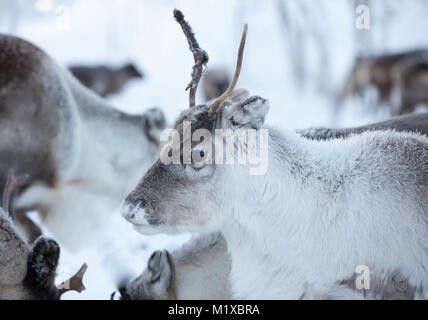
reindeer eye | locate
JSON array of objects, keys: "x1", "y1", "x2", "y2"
[{"x1": 190, "y1": 148, "x2": 208, "y2": 169}]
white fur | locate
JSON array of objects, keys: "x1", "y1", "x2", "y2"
[
  {"x1": 172, "y1": 233, "x2": 232, "y2": 300},
  {"x1": 220, "y1": 128, "x2": 428, "y2": 299},
  {"x1": 121, "y1": 93, "x2": 428, "y2": 299}
]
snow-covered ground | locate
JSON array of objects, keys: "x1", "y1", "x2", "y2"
[{"x1": 1, "y1": 0, "x2": 428, "y2": 299}]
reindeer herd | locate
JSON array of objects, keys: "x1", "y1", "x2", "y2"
[{"x1": 0, "y1": 10, "x2": 427, "y2": 300}]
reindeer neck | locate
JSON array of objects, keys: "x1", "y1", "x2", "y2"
[
  {"x1": 226, "y1": 126, "x2": 347, "y2": 262},
  {"x1": 229, "y1": 126, "x2": 320, "y2": 218},
  {"x1": 221, "y1": 128, "x2": 350, "y2": 298},
  {"x1": 65, "y1": 72, "x2": 156, "y2": 186}
]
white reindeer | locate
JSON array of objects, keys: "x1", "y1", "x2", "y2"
[
  {"x1": 116, "y1": 113, "x2": 428, "y2": 300},
  {"x1": 115, "y1": 233, "x2": 231, "y2": 300},
  {"x1": 0, "y1": 34, "x2": 166, "y2": 251},
  {"x1": 120, "y1": 17, "x2": 428, "y2": 300}
]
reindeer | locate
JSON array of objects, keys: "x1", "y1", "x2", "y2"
[
  {"x1": 114, "y1": 233, "x2": 231, "y2": 300},
  {"x1": 69, "y1": 63, "x2": 144, "y2": 98},
  {"x1": 0, "y1": 34, "x2": 166, "y2": 251},
  {"x1": 202, "y1": 68, "x2": 231, "y2": 102},
  {"x1": 340, "y1": 49, "x2": 428, "y2": 115},
  {"x1": 115, "y1": 112, "x2": 428, "y2": 301},
  {"x1": 299, "y1": 112, "x2": 428, "y2": 140},
  {"x1": 0, "y1": 170, "x2": 87, "y2": 300},
  {"x1": 120, "y1": 10, "x2": 428, "y2": 300},
  {"x1": 391, "y1": 58, "x2": 428, "y2": 116}
]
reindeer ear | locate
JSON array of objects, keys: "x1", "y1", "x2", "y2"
[
  {"x1": 143, "y1": 107, "x2": 167, "y2": 147},
  {"x1": 223, "y1": 96, "x2": 269, "y2": 130},
  {"x1": 147, "y1": 250, "x2": 174, "y2": 289}
]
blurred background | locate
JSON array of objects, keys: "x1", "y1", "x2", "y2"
[
  {"x1": 2, "y1": 0, "x2": 428, "y2": 129},
  {"x1": 1, "y1": 0, "x2": 428, "y2": 299}
]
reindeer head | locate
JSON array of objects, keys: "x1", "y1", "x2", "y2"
[
  {"x1": 120, "y1": 10, "x2": 269, "y2": 235},
  {"x1": 121, "y1": 63, "x2": 144, "y2": 80},
  {"x1": 115, "y1": 250, "x2": 176, "y2": 300}
]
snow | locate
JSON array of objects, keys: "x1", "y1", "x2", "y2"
[{"x1": 1, "y1": 0, "x2": 427, "y2": 299}]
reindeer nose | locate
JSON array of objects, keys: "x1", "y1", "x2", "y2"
[
  {"x1": 126, "y1": 213, "x2": 136, "y2": 222},
  {"x1": 120, "y1": 200, "x2": 147, "y2": 225},
  {"x1": 120, "y1": 201, "x2": 136, "y2": 221}
]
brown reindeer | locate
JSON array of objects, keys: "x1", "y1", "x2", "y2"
[
  {"x1": 340, "y1": 49, "x2": 428, "y2": 115},
  {"x1": 69, "y1": 63, "x2": 144, "y2": 97},
  {"x1": 202, "y1": 68, "x2": 231, "y2": 102},
  {"x1": 391, "y1": 58, "x2": 428, "y2": 116}
]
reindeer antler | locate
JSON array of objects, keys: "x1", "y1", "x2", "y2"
[
  {"x1": 174, "y1": 9, "x2": 209, "y2": 107},
  {"x1": 2, "y1": 169, "x2": 28, "y2": 216},
  {"x1": 209, "y1": 24, "x2": 248, "y2": 116},
  {"x1": 57, "y1": 263, "x2": 88, "y2": 298}
]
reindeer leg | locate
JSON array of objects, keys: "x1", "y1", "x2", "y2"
[{"x1": 13, "y1": 209, "x2": 43, "y2": 244}]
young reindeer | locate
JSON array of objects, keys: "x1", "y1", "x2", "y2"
[
  {"x1": 117, "y1": 113, "x2": 428, "y2": 300},
  {"x1": 115, "y1": 233, "x2": 231, "y2": 300},
  {"x1": 121, "y1": 11, "x2": 428, "y2": 299},
  {"x1": 0, "y1": 170, "x2": 87, "y2": 300},
  {"x1": 0, "y1": 34, "x2": 166, "y2": 250},
  {"x1": 117, "y1": 112, "x2": 428, "y2": 301}
]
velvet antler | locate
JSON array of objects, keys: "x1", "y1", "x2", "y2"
[
  {"x1": 174, "y1": 9, "x2": 209, "y2": 107},
  {"x1": 209, "y1": 24, "x2": 248, "y2": 116}
]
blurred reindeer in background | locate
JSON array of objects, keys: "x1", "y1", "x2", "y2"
[
  {"x1": 0, "y1": 34, "x2": 166, "y2": 251},
  {"x1": 391, "y1": 54, "x2": 428, "y2": 116},
  {"x1": 202, "y1": 69, "x2": 231, "y2": 102},
  {"x1": 69, "y1": 63, "x2": 144, "y2": 98},
  {"x1": 339, "y1": 49, "x2": 428, "y2": 116}
]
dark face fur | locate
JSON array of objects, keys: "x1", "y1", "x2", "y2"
[
  {"x1": 122, "y1": 63, "x2": 144, "y2": 80},
  {"x1": 120, "y1": 90, "x2": 270, "y2": 235},
  {"x1": 122, "y1": 104, "x2": 221, "y2": 234}
]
